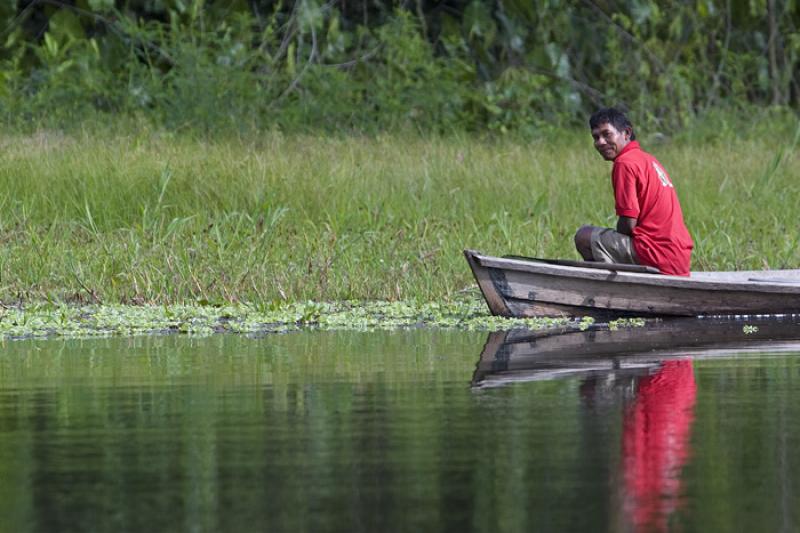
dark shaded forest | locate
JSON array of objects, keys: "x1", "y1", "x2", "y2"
[{"x1": 2, "y1": 0, "x2": 799, "y2": 133}]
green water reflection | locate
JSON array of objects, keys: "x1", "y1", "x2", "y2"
[{"x1": 0, "y1": 330, "x2": 799, "y2": 532}]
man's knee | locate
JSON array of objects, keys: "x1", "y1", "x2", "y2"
[
  {"x1": 574, "y1": 225, "x2": 596, "y2": 260},
  {"x1": 574, "y1": 225, "x2": 595, "y2": 248}
]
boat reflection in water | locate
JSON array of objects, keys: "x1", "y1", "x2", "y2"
[
  {"x1": 472, "y1": 316, "x2": 800, "y2": 388},
  {"x1": 472, "y1": 316, "x2": 800, "y2": 531}
]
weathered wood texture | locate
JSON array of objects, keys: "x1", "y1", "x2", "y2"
[
  {"x1": 464, "y1": 250, "x2": 800, "y2": 318},
  {"x1": 463, "y1": 250, "x2": 510, "y2": 315},
  {"x1": 502, "y1": 255, "x2": 661, "y2": 274}
]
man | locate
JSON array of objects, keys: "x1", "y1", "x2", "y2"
[{"x1": 574, "y1": 108, "x2": 693, "y2": 276}]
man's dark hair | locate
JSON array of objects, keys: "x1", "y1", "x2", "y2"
[{"x1": 589, "y1": 108, "x2": 636, "y2": 140}]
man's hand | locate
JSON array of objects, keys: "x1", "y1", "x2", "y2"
[{"x1": 616, "y1": 216, "x2": 637, "y2": 236}]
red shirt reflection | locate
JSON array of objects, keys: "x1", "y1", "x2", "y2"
[{"x1": 622, "y1": 360, "x2": 696, "y2": 531}]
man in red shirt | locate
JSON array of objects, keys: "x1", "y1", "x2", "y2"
[{"x1": 574, "y1": 108, "x2": 694, "y2": 276}]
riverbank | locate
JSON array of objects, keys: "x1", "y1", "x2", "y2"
[{"x1": 1, "y1": 120, "x2": 797, "y2": 307}]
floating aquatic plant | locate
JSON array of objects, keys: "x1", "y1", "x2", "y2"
[
  {"x1": 743, "y1": 324, "x2": 759, "y2": 335},
  {"x1": 0, "y1": 298, "x2": 652, "y2": 341}
]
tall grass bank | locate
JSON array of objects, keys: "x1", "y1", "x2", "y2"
[{"x1": 1, "y1": 120, "x2": 798, "y2": 306}]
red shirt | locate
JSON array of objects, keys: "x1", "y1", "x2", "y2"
[
  {"x1": 612, "y1": 142, "x2": 693, "y2": 276},
  {"x1": 622, "y1": 360, "x2": 697, "y2": 531}
]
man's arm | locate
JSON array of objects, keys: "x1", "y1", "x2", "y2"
[{"x1": 616, "y1": 216, "x2": 637, "y2": 236}]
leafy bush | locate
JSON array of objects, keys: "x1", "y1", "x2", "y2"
[{"x1": 0, "y1": 0, "x2": 797, "y2": 135}]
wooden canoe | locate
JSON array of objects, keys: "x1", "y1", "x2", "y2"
[
  {"x1": 464, "y1": 249, "x2": 800, "y2": 318},
  {"x1": 472, "y1": 316, "x2": 800, "y2": 388}
]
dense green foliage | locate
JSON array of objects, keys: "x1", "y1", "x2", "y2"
[
  {"x1": 0, "y1": 116, "x2": 797, "y2": 305},
  {"x1": 2, "y1": 0, "x2": 799, "y2": 133}
]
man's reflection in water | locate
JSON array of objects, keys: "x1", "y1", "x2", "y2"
[
  {"x1": 622, "y1": 360, "x2": 696, "y2": 531},
  {"x1": 579, "y1": 359, "x2": 696, "y2": 531}
]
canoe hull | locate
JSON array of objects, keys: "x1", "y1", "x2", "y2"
[{"x1": 465, "y1": 250, "x2": 800, "y2": 318}]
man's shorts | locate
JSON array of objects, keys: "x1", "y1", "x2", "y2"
[{"x1": 589, "y1": 227, "x2": 639, "y2": 265}]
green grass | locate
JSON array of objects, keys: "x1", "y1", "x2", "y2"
[{"x1": 0, "y1": 120, "x2": 798, "y2": 305}]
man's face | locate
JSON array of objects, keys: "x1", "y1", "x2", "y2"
[{"x1": 591, "y1": 122, "x2": 631, "y2": 161}]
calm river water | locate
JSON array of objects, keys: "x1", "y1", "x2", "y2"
[{"x1": 2, "y1": 320, "x2": 800, "y2": 532}]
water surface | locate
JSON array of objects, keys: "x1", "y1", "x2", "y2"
[{"x1": 1, "y1": 324, "x2": 800, "y2": 532}]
